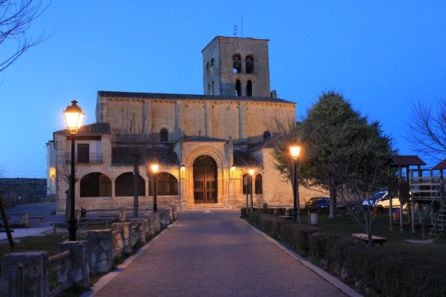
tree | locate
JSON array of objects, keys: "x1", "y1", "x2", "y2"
[
  {"x1": 0, "y1": 0, "x2": 44, "y2": 72},
  {"x1": 337, "y1": 121, "x2": 393, "y2": 246},
  {"x1": 408, "y1": 100, "x2": 446, "y2": 161},
  {"x1": 118, "y1": 103, "x2": 149, "y2": 218},
  {"x1": 300, "y1": 91, "x2": 393, "y2": 219}
]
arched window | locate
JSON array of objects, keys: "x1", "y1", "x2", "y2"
[
  {"x1": 263, "y1": 130, "x2": 271, "y2": 140},
  {"x1": 246, "y1": 55, "x2": 254, "y2": 74},
  {"x1": 80, "y1": 172, "x2": 112, "y2": 197},
  {"x1": 115, "y1": 172, "x2": 145, "y2": 196},
  {"x1": 232, "y1": 54, "x2": 241, "y2": 73},
  {"x1": 255, "y1": 174, "x2": 263, "y2": 194},
  {"x1": 247, "y1": 80, "x2": 253, "y2": 96},
  {"x1": 160, "y1": 128, "x2": 168, "y2": 142},
  {"x1": 242, "y1": 174, "x2": 252, "y2": 194},
  {"x1": 149, "y1": 172, "x2": 178, "y2": 196},
  {"x1": 210, "y1": 58, "x2": 214, "y2": 67},
  {"x1": 235, "y1": 80, "x2": 242, "y2": 96}
]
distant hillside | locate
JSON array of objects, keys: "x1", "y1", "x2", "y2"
[{"x1": 0, "y1": 178, "x2": 47, "y2": 206}]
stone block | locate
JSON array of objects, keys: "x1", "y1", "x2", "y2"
[
  {"x1": 57, "y1": 240, "x2": 90, "y2": 289},
  {"x1": 112, "y1": 222, "x2": 132, "y2": 256},
  {"x1": 0, "y1": 251, "x2": 48, "y2": 297},
  {"x1": 86, "y1": 229, "x2": 113, "y2": 274}
]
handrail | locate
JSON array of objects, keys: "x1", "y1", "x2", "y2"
[{"x1": 48, "y1": 250, "x2": 71, "y2": 264}]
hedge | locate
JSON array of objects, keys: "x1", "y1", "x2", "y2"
[{"x1": 244, "y1": 210, "x2": 446, "y2": 297}]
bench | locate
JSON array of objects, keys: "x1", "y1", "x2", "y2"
[
  {"x1": 278, "y1": 215, "x2": 293, "y2": 220},
  {"x1": 352, "y1": 233, "x2": 387, "y2": 245}
]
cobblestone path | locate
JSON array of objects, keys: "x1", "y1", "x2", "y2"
[{"x1": 93, "y1": 210, "x2": 350, "y2": 297}]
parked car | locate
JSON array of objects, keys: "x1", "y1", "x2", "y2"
[
  {"x1": 305, "y1": 197, "x2": 330, "y2": 212},
  {"x1": 362, "y1": 191, "x2": 403, "y2": 210}
]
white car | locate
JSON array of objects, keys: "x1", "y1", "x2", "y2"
[{"x1": 362, "y1": 191, "x2": 402, "y2": 209}]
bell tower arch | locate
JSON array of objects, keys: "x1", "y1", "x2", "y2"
[{"x1": 202, "y1": 36, "x2": 271, "y2": 97}]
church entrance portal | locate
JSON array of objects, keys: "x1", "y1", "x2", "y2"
[{"x1": 193, "y1": 155, "x2": 217, "y2": 203}]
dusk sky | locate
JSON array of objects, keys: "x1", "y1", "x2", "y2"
[{"x1": 1, "y1": 1, "x2": 446, "y2": 178}]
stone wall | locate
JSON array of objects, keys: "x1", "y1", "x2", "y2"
[{"x1": 0, "y1": 208, "x2": 175, "y2": 297}]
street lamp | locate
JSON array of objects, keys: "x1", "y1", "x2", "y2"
[
  {"x1": 149, "y1": 162, "x2": 159, "y2": 213},
  {"x1": 248, "y1": 168, "x2": 255, "y2": 213},
  {"x1": 64, "y1": 100, "x2": 84, "y2": 241},
  {"x1": 289, "y1": 144, "x2": 301, "y2": 223}
]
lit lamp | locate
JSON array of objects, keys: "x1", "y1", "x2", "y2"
[
  {"x1": 248, "y1": 168, "x2": 255, "y2": 213},
  {"x1": 149, "y1": 162, "x2": 159, "y2": 213},
  {"x1": 289, "y1": 144, "x2": 301, "y2": 223},
  {"x1": 64, "y1": 100, "x2": 84, "y2": 241},
  {"x1": 180, "y1": 164, "x2": 186, "y2": 179},
  {"x1": 49, "y1": 167, "x2": 56, "y2": 179}
]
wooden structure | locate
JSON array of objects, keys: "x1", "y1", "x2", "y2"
[
  {"x1": 407, "y1": 159, "x2": 446, "y2": 238},
  {"x1": 390, "y1": 155, "x2": 426, "y2": 231}
]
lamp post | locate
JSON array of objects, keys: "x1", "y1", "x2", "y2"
[
  {"x1": 244, "y1": 174, "x2": 249, "y2": 215},
  {"x1": 248, "y1": 168, "x2": 255, "y2": 213},
  {"x1": 289, "y1": 145, "x2": 301, "y2": 223},
  {"x1": 64, "y1": 100, "x2": 84, "y2": 241},
  {"x1": 149, "y1": 162, "x2": 159, "y2": 213}
]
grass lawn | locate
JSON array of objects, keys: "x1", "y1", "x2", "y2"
[
  {"x1": 317, "y1": 212, "x2": 446, "y2": 280},
  {"x1": 0, "y1": 233, "x2": 69, "y2": 258}
]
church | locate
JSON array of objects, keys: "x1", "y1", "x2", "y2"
[{"x1": 47, "y1": 36, "x2": 321, "y2": 211}]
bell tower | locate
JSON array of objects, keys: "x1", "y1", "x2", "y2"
[{"x1": 202, "y1": 36, "x2": 271, "y2": 97}]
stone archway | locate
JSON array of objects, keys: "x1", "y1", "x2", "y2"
[{"x1": 193, "y1": 155, "x2": 217, "y2": 204}]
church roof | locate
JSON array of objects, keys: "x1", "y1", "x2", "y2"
[
  {"x1": 98, "y1": 90, "x2": 294, "y2": 104},
  {"x1": 233, "y1": 151, "x2": 260, "y2": 167},
  {"x1": 112, "y1": 145, "x2": 179, "y2": 166},
  {"x1": 201, "y1": 36, "x2": 270, "y2": 52},
  {"x1": 53, "y1": 122, "x2": 110, "y2": 135}
]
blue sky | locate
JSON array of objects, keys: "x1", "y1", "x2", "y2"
[{"x1": 1, "y1": 1, "x2": 446, "y2": 177}]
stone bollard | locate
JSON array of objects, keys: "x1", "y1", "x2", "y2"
[
  {"x1": 112, "y1": 222, "x2": 132, "y2": 255},
  {"x1": 20, "y1": 212, "x2": 30, "y2": 227},
  {"x1": 129, "y1": 218, "x2": 147, "y2": 245},
  {"x1": 159, "y1": 209, "x2": 171, "y2": 228},
  {"x1": 118, "y1": 207, "x2": 127, "y2": 222},
  {"x1": 0, "y1": 251, "x2": 48, "y2": 297},
  {"x1": 147, "y1": 212, "x2": 161, "y2": 235},
  {"x1": 57, "y1": 241, "x2": 90, "y2": 289},
  {"x1": 86, "y1": 229, "x2": 113, "y2": 274}
]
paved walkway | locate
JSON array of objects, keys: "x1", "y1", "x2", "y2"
[{"x1": 92, "y1": 210, "x2": 353, "y2": 297}]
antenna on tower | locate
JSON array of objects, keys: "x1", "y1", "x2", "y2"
[{"x1": 233, "y1": 25, "x2": 238, "y2": 36}]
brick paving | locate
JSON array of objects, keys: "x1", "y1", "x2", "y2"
[{"x1": 93, "y1": 210, "x2": 349, "y2": 297}]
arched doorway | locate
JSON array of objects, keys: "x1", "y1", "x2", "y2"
[{"x1": 193, "y1": 155, "x2": 217, "y2": 203}]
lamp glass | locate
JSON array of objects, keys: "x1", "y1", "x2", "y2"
[
  {"x1": 289, "y1": 145, "x2": 301, "y2": 159},
  {"x1": 150, "y1": 163, "x2": 160, "y2": 173},
  {"x1": 248, "y1": 168, "x2": 255, "y2": 176},
  {"x1": 64, "y1": 100, "x2": 84, "y2": 134}
]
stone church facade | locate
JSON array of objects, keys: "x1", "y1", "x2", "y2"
[{"x1": 48, "y1": 36, "x2": 323, "y2": 212}]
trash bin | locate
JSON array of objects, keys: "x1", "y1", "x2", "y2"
[{"x1": 310, "y1": 212, "x2": 319, "y2": 225}]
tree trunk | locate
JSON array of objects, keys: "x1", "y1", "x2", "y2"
[
  {"x1": 329, "y1": 185, "x2": 337, "y2": 218},
  {"x1": 133, "y1": 161, "x2": 139, "y2": 218},
  {"x1": 366, "y1": 210, "x2": 373, "y2": 247}
]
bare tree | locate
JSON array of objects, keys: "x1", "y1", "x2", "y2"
[
  {"x1": 119, "y1": 103, "x2": 149, "y2": 218},
  {"x1": 0, "y1": 0, "x2": 45, "y2": 72},
  {"x1": 408, "y1": 100, "x2": 446, "y2": 161}
]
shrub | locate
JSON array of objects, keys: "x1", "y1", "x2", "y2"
[{"x1": 245, "y1": 212, "x2": 446, "y2": 296}]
